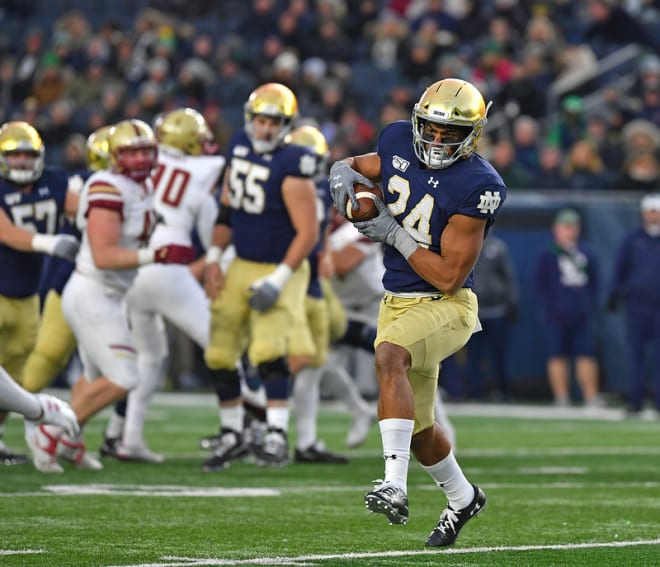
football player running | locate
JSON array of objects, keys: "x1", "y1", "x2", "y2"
[
  {"x1": 21, "y1": 126, "x2": 112, "y2": 396},
  {"x1": 329, "y1": 78, "x2": 507, "y2": 547},
  {"x1": 102, "y1": 108, "x2": 225, "y2": 463},
  {"x1": 202, "y1": 83, "x2": 318, "y2": 470},
  {"x1": 0, "y1": 121, "x2": 80, "y2": 464},
  {"x1": 24, "y1": 120, "x2": 195, "y2": 473}
]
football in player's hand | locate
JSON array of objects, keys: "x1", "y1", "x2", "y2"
[{"x1": 346, "y1": 183, "x2": 384, "y2": 222}]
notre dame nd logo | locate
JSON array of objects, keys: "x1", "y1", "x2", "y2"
[{"x1": 477, "y1": 190, "x2": 501, "y2": 214}]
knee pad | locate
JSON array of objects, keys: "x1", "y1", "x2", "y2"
[
  {"x1": 339, "y1": 320, "x2": 376, "y2": 352},
  {"x1": 208, "y1": 368, "x2": 241, "y2": 401},
  {"x1": 257, "y1": 357, "x2": 290, "y2": 401},
  {"x1": 257, "y1": 357, "x2": 290, "y2": 382}
]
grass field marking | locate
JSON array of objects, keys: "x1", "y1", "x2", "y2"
[
  {"x1": 106, "y1": 537, "x2": 660, "y2": 566},
  {"x1": 40, "y1": 484, "x2": 280, "y2": 497},
  {"x1": 0, "y1": 550, "x2": 45, "y2": 556},
  {"x1": 3, "y1": 480, "x2": 660, "y2": 498}
]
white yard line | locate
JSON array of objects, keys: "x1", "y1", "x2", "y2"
[{"x1": 107, "y1": 538, "x2": 660, "y2": 566}]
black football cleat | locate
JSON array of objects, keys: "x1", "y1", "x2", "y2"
[
  {"x1": 202, "y1": 429, "x2": 248, "y2": 472},
  {"x1": 425, "y1": 485, "x2": 487, "y2": 547},
  {"x1": 364, "y1": 481, "x2": 409, "y2": 525},
  {"x1": 0, "y1": 441, "x2": 28, "y2": 465},
  {"x1": 294, "y1": 440, "x2": 349, "y2": 464},
  {"x1": 99, "y1": 435, "x2": 119, "y2": 458}
]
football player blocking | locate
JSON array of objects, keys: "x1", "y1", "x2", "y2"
[{"x1": 329, "y1": 78, "x2": 506, "y2": 546}]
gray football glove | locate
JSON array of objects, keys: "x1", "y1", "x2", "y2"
[
  {"x1": 329, "y1": 161, "x2": 374, "y2": 217},
  {"x1": 248, "y1": 264, "x2": 293, "y2": 313},
  {"x1": 52, "y1": 235, "x2": 80, "y2": 262},
  {"x1": 354, "y1": 199, "x2": 418, "y2": 259}
]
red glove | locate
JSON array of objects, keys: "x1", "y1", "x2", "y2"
[{"x1": 154, "y1": 244, "x2": 195, "y2": 264}]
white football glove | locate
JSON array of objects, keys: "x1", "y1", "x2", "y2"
[
  {"x1": 28, "y1": 393, "x2": 80, "y2": 438},
  {"x1": 354, "y1": 198, "x2": 418, "y2": 259},
  {"x1": 248, "y1": 264, "x2": 292, "y2": 312},
  {"x1": 31, "y1": 234, "x2": 80, "y2": 262},
  {"x1": 329, "y1": 161, "x2": 374, "y2": 218}
]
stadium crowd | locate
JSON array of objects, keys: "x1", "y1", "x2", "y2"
[{"x1": 1, "y1": 0, "x2": 660, "y2": 191}]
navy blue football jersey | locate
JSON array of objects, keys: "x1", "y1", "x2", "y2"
[
  {"x1": 226, "y1": 130, "x2": 317, "y2": 263},
  {"x1": 377, "y1": 120, "x2": 507, "y2": 294},
  {"x1": 0, "y1": 167, "x2": 70, "y2": 297}
]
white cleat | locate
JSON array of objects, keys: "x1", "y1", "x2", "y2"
[
  {"x1": 347, "y1": 410, "x2": 376, "y2": 449},
  {"x1": 57, "y1": 433, "x2": 104, "y2": 471},
  {"x1": 24, "y1": 423, "x2": 64, "y2": 473},
  {"x1": 117, "y1": 443, "x2": 165, "y2": 464}
]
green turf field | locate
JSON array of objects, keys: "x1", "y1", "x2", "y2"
[{"x1": 2, "y1": 394, "x2": 659, "y2": 566}]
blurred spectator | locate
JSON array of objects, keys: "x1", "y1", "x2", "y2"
[
  {"x1": 585, "y1": 111, "x2": 621, "y2": 175},
  {"x1": 560, "y1": 139, "x2": 614, "y2": 190},
  {"x1": 607, "y1": 193, "x2": 660, "y2": 417},
  {"x1": 61, "y1": 133, "x2": 87, "y2": 173},
  {"x1": 621, "y1": 119, "x2": 660, "y2": 157},
  {"x1": 465, "y1": 232, "x2": 519, "y2": 401},
  {"x1": 535, "y1": 144, "x2": 565, "y2": 190},
  {"x1": 488, "y1": 138, "x2": 531, "y2": 189},
  {"x1": 617, "y1": 152, "x2": 660, "y2": 192},
  {"x1": 10, "y1": 28, "x2": 44, "y2": 103},
  {"x1": 534, "y1": 208, "x2": 602, "y2": 408},
  {"x1": 547, "y1": 94, "x2": 588, "y2": 149},
  {"x1": 512, "y1": 115, "x2": 542, "y2": 179},
  {"x1": 31, "y1": 60, "x2": 69, "y2": 107},
  {"x1": 584, "y1": 0, "x2": 660, "y2": 57}
]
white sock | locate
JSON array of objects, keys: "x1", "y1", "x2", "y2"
[
  {"x1": 105, "y1": 412, "x2": 125, "y2": 439},
  {"x1": 0, "y1": 367, "x2": 41, "y2": 420},
  {"x1": 421, "y1": 451, "x2": 474, "y2": 509},
  {"x1": 266, "y1": 406, "x2": 289, "y2": 433},
  {"x1": 293, "y1": 366, "x2": 321, "y2": 450},
  {"x1": 379, "y1": 418, "x2": 414, "y2": 492},
  {"x1": 220, "y1": 404, "x2": 244, "y2": 434},
  {"x1": 123, "y1": 354, "x2": 165, "y2": 447}
]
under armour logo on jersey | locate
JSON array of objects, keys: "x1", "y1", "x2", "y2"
[
  {"x1": 428, "y1": 177, "x2": 439, "y2": 189},
  {"x1": 392, "y1": 155, "x2": 410, "y2": 172},
  {"x1": 477, "y1": 190, "x2": 502, "y2": 214},
  {"x1": 38, "y1": 186, "x2": 49, "y2": 196}
]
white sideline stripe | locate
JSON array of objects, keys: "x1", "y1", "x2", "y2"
[
  {"x1": 108, "y1": 538, "x2": 660, "y2": 566},
  {"x1": 0, "y1": 549, "x2": 45, "y2": 556},
  {"x1": 2, "y1": 480, "x2": 660, "y2": 498}
]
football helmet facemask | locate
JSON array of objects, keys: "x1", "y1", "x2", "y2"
[
  {"x1": 108, "y1": 119, "x2": 158, "y2": 182},
  {"x1": 286, "y1": 124, "x2": 328, "y2": 178},
  {"x1": 154, "y1": 107, "x2": 216, "y2": 156},
  {"x1": 0, "y1": 121, "x2": 45, "y2": 185},
  {"x1": 412, "y1": 78, "x2": 491, "y2": 169},
  {"x1": 244, "y1": 83, "x2": 298, "y2": 154},
  {"x1": 86, "y1": 125, "x2": 111, "y2": 172}
]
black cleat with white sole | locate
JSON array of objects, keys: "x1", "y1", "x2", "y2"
[{"x1": 425, "y1": 485, "x2": 486, "y2": 547}]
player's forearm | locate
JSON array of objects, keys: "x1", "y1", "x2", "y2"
[
  {"x1": 282, "y1": 227, "x2": 319, "y2": 270},
  {"x1": 91, "y1": 245, "x2": 144, "y2": 270},
  {"x1": 0, "y1": 225, "x2": 35, "y2": 252},
  {"x1": 406, "y1": 247, "x2": 473, "y2": 296}
]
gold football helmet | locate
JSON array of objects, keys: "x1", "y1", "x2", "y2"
[
  {"x1": 244, "y1": 82, "x2": 298, "y2": 154},
  {"x1": 412, "y1": 78, "x2": 491, "y2": 169},
  {"x1": 86, "y1": 125, "x2": 111, "y2": 172},
  {"x1": 286, "y1": 124, "x2": 328, "y2": 177},
  {"x1": 154, "y1": 107, "x2": 214, "y2": 156},
  {"x1": 107, "y1": 119, "x2": 157, "y2": 181},
  {"x1": 0, "y1": 121, "x2": 45, "y2": 184}
]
